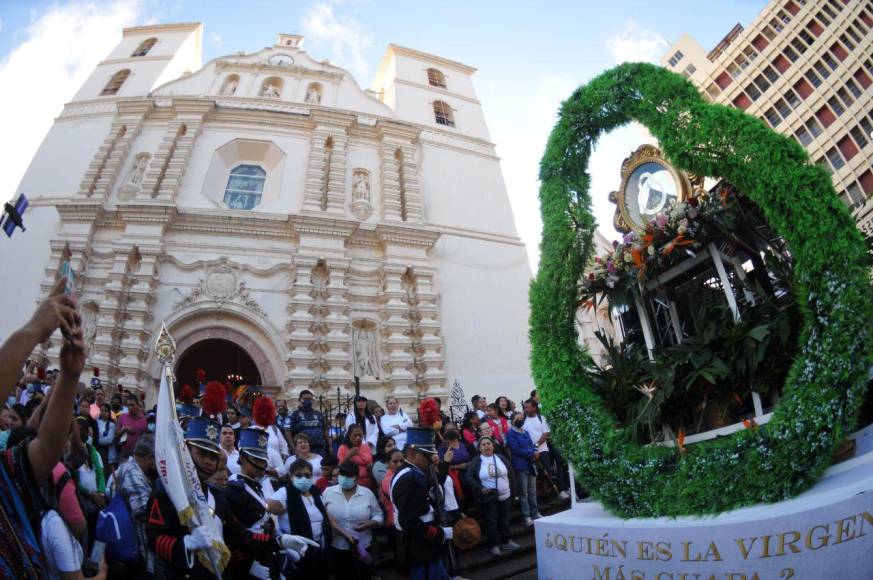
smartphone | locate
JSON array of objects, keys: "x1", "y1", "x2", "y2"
[
  {"x1": 57, "y1": 260, "x2": 78, "y2": 300},
  {"x1": 89, "y1": 540, "x2": 105, "y2": 567}
]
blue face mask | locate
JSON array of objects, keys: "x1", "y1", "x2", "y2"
[
  {"x1": 148, "y1": 423, "x2": 156, "y2": 433},
  {"x1": 293, "y1": 476, "x2": 314, "y2": 492},
  {"x1": 301, "y1": 399, "x2": 313, "y2": 411},
  {"x1": 338, "y1": 475, "x2": 356, "y2": 490}
]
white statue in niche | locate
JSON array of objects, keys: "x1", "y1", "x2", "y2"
[
  {"x1": 222, "y1": 78, "x2": 239, "y2": 95},
  {"x1": 305, "y1": 85, "x2": 321, "y2": 104},
  {"x1": 262, "y1": 82, "x2": 280, "y2": 98},
  {"x1": 350, "y1": 170, "x2": 372, "y2": 220},
  {"x1": 353, "y1": 325, "x2": 380, "y2": 378},
  {"x1": 353, "y1": 171, "x2": 370, "y2": 201},
  {"x1": 118, "y1": 154, "x2": 150, "y2": 201}
]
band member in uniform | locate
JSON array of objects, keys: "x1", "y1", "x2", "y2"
[
  {"x1": 146, "y1": 416, "x2": 315, "y2": 579},
  {"x1": 390, "y1": 427, "x2": 454, "y2": 580},
  {"x1": 224, "y1": 427, "x2": 282, "y2": 578}
]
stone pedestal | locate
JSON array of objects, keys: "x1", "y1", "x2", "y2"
[{"x1": 535, "y1": 426, "x2": 873, "y2": 580}]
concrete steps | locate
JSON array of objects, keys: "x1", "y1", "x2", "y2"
[{"x1": 374, "y1": 495, "x2": 570, "y2": 580}]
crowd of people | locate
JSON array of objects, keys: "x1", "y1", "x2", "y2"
[{"x1": 0, "y1": 279, "x2": 572, "y2": 579}]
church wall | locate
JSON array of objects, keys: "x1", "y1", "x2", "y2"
[
  {"x1": 419, "y1": 143, "x2": 519, "y2": 237},
  {"x1": 19, "y1": 116, "x2": 113, "y2": 198},
  {"x1": 431, "y1": 235, "x2": 534, "y2": 404},
  {"x1": 0, "y1": 206, "x2": 59, "y2": 337}
]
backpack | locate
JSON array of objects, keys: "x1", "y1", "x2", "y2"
[{"x1": 95, "y1": 466, "x2": 139, "y2": 563}]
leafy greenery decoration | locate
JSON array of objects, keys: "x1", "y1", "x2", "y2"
[{"x1": 530, "y1": 63, "x2": 873, "y2": 517}]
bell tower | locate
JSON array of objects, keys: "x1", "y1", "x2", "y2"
[{"x1": 71, "y1": 22, "x2": 203, "y2": 102}]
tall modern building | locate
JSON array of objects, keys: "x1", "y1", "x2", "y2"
[
  {"x1": 661, "y1": 0, "x2": 873, "y2": 237},
  {"x1": 0, "y1": 24, "x2": 535, "y2": 407}
]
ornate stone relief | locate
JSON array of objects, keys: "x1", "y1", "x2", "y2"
[
  {"x1": 81, "y1": 301, "x2": 99, "y2": 359},
  {"x1": 352, "y1": 319, "x2": 380, "y2": 378},
  {"x1": 173, "y1": 257, "x2": 267, "y2": 317},
  {"x1": 350, "y1": 169, "x2": 372, "y2": 221},
  {"x1": 119, "y1": 153, "x2": 150, "y2": 201}
]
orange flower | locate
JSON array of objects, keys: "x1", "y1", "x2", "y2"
[
  {"x1": 677, "y1": 427, "x2": 687, "y2": 454},
  {"x1": 661, "y1": 235, "x2": 694, "y2": 255},
  {"x1": 630, "y1": 246, "x2": 644, "y2": 267}
]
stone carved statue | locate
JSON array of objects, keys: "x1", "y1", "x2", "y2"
[
  {"x1": 353, "y1": 172, "x2": 370, "y2": 201},
  {"x1": 353, "y1": 325, "x2": 380, "y2": 378},
  {"x1": 81, "y1": 305, "x2": 98, "y2": 358},
  {"x1": 118, "y1": 154, "x2": 150, "y2": 201},
  {"x1": 262, "y1": 83, "x2": 280, "y2": 98},
  {"x1": 311, "y1": 260, "x2": 330, "y2": 294},
  {"x1": 350, "y1": 170, "x2": 373, "y2": 220},
  {"x1": 222, "y1": 78, "x2": 239, "y2": 96},
  {"x1": 306, "y1": 85, "x2": 322, "y2": 104}
]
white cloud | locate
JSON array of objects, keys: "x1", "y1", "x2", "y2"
[
  {"x1": 302, "y1": 2, "x2": 372, "y2": 77},
  {"x1": 0, "y1": 1, "x2": 143, "y2": 203},
  {"x1": 606, "y1": 20, "x2": 669, "y2": 65}
]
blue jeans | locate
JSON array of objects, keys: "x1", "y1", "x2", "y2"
[
  {"x1": 409, "y1": 560, "x2": 450, "y2": 580},
  {"x1": 515, "y1": 469, "x2": 538, "y2": 518}
]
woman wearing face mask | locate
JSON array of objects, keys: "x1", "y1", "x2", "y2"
[
  {"x1": 267, "y1": 458, "x2": 332, "y2": 577},
  {"x1": 465, "y1": 436, "x2": 519, "y2": 556},
  {"x1": 439, "y1": 423, "x2": 475, "y2": 509},
  {"x1": 344, "y1": 395, "x2": 379, "y2": 449},
  {"x1": 284, "y1": 433, "x2": 323, "y2": 479},
  {"x1": 505, "y1": 412, "x2": 541, "y2": 526},
  {"x1": 95, "y1": 403, "x2": 118, "y2": 471},
  {"x1": 338, "y1": 424, "x2": 375, "y2": 490},
  {"x1": 324, "y1": 460, "x2": 383, "y2": 580}
]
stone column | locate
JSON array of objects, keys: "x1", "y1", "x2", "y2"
[
  {"x1": 377, "y1": 122, "x2": 423, "y2": 223},
  {"x1": 140, "y1": 99, "x2": 213, "y2": 203},
  {"x1": 301, "y1": 112, "x2": 352, "y2": 215},
  {"x1": 77, "y1": 100, "x2": 152, "y2": 201}
]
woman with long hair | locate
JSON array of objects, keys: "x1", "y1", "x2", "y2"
[
  {"x1": 495, "y1": 396, "x2": 513, "y2": 420},
  {"x1": 344, "y1": 395, "x2": 379, "y2": 448},
  {"x1": 371, "y1": 435, "x2": 396, "y2": 486},
  {"x1": 337, "y1": 424, "x2": 375, "y2": 490},
  {"x1": 461, "y1": 410, "x2": 480, "y2": 446},
  {"x1": 95, "y1": 403, "x2": 117, "y2": 471}
]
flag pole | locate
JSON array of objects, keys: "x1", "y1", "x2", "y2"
[{"x1": 154, "y1": 323, "x2": 225, "y2": 579}]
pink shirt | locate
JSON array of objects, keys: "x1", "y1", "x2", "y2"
[
  {"x1": 379, "y1": 469, "x2": 396, "y2": 527},
  {"x1": 52, "y1": 463, "x2": 85, "y2": 528},
  {"x1": 117, "y1": 413, "x2": 148, "y2": 456},
  {"x1": 338, "y1": 443, "x2": 375, "y2": 490}
]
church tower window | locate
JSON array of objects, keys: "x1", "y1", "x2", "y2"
[
  {"x1": 427, "y1": 68, "x2": 446, "y2": 88},
  {"x1": 433, "y1": 100, "x2": 455, "y2": 127},
  {"x1": 224, "y1": 164, "x2": 266, "y2": 210},
  {"x1": 100, "y1": 69, "x2": 131, "y2": 96},
  {"x1": 131, "y1": 38, "x2": 157, "y2": 57}
]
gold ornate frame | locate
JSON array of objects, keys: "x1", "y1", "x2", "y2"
[{"x1": 608, "y1": 144, "x2": 693, "y2": 233}]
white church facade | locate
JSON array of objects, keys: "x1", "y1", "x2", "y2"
[{"x1": 1, "y1": 23, "x2": 536, "y2": 408}]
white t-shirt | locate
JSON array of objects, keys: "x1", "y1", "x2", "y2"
[
  {"x1": 380, "y1": 412, "x2": 413, "y2": 450},
  {"x1": 523, "y1": 414, "x2": 551, "y2": 452},
  {"x1": 443, "y1": 476, "x2": 458, "y2": 512},
  {"x1": 478, "y1": 454, "x2": 510, "y2": 501},
  {"x1": 284, "y1": 454, "x2": 323, "y2": 479},
  {"x1": 41, "y1": 510, "x2": 84, "y2": 579},
  {"x1": 271, "y1": 487, "x2": 325, "y2": 545},
  {"x1": 226, "y1": 449, "x2": 240, "y2": 475}
]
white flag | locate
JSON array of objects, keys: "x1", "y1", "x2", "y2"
[{"x1": 154, "y1": 363, "x2": 229, "y2": 574}]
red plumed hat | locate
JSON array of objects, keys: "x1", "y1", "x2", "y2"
[
  {"x1": 92, "y1": 367, "x2": 100, "y2": 377},
  {"x1": 196, "y1": 369, "x2": 206, "y2": 382},
  {"x1": 202, "y1": 381, "x2": 227, "y2": 417},
  {"x1": 253, "y1": 396, "x2": 276, "y2": 428},
  {"x1": 37, "y1": 367, "x2": 46, "y2": 380},
  {"x1": 179, "y1": 384, "x2": 195, "y2": 404},
  {"x1": 418, "y1": 398, "x2": 441, "y2": 428}
]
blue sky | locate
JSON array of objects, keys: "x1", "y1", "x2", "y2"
[{"x1": 0, "y1": 0, "x2": 765, "y2": 269}]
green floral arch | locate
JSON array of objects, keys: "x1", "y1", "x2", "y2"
[{"x1": 530, "y1": 62, "x2": 873, "y2": 517}]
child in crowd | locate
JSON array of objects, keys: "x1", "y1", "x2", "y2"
[{"x1": 330, "y1": 412, "x2": 346, "y2": 455}]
